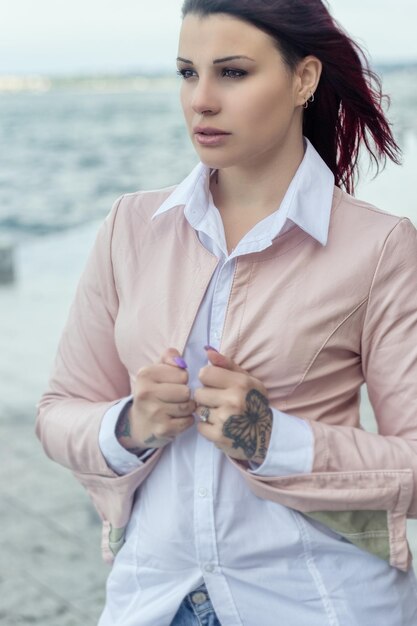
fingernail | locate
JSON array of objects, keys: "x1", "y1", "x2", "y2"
[
  {"x1": 173, "y1": 356, "x2": 188, "y2": 369},
  {"x1": 204, "y1": 345, "x2": 219, "y2": 353}
]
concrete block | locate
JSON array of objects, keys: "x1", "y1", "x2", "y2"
[{"x1": 0, "y1": 241, "x2": 15, "y2": 285}]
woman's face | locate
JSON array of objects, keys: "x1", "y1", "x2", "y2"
[{"x1": 177, "y1": 12, "x2": 305, "y2": 170}]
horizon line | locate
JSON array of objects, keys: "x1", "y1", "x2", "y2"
[{"x1": 1, "y1": 58, "x2": 417, "y2": 78}]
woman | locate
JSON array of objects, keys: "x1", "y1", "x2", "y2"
[{"x1": 36, "y1": 1, "x2": 417, "y2": 624}]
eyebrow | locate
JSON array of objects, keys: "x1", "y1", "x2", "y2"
[{"x1": 176, "y1": 55, "x2": 256, "y2": 64}]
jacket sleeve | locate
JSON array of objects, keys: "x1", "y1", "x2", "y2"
[
  {"x1": 227, "y1": 218, "x2": 417, "y2": 570},
  {"x1": 35, "y1": 196, "x2": 162, "y2": 520},
  {"x1": 306, "y1": 217, "x2": 417, "y2": 516}
]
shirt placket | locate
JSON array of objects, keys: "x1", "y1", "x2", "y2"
[
  {"x1": 209, "y1": 257, "x2": 235, "y2": 350},
  {"x1": 193, "y1": 258, "x2": 233, "y2": 573},
  {"x1": 193, "y1": 255, "x2": 243, "y2": 624}
]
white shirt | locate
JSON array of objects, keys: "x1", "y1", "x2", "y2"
[{"x1": 98, "y1": 137, "x2": 417, "y2": 626}]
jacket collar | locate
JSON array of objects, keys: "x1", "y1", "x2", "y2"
[{"x1": 152, "y1": 136, "x2": 335, "y2": 247}]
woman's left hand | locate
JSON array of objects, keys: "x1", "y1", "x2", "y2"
[{"x1": 194, "y1": 347, "x2": 273, "y2": 464}]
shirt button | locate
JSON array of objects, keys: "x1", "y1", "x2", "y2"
[
  {"x1": 198, "y1": 487, "x2": 208, "y2": 497},
  {"x1": 191, "y1": 591, "x2": 207, "y2": 605},
  {"x1": 204, "y1": 563, "x2": 215, "y2": 573}
]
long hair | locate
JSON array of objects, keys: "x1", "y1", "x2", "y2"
[{"x1": 181, "y1": 0, "x2": 402, "y2": 195}]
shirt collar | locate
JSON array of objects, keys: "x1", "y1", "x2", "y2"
[{"x1": 151, "y1": 136, "x2": 335, "y2": 247}]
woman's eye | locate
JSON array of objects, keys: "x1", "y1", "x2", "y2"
[
  {"x1": 176, "y1": 68, "x2": 247, "y2": 80},
  {"x1": 222, "y1": 69, "x2": 247, "y2": 79},
  {"x1": 176, "y1": 69, "x2": 195, "y2": 79}
]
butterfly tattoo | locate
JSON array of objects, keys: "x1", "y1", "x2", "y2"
[{"x1": 222, "y1": 389, "x2": 272, "y2": 459}]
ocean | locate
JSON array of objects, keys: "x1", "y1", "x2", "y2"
[
  {"x1": 1, "y1": 71, "x2": 417, "y2": 620},
  {"x1": 1, "y1": 66, "x2": 417, "y2": 243}
]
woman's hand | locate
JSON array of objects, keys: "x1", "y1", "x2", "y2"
[
  {"x1": 195, "y1": 348, "x2": 273, "y2": 464},
  {"x1": 116, "y1": 348, "x2": 196, "y2": 455}
]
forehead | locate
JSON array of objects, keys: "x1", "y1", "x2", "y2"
[{"x1": 178, "y1": 12, "x2": 279, "y2": 59}]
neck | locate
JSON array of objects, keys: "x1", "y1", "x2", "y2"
[{"x1": 211, "y1": 133, "x2": 306, "y2": 220}]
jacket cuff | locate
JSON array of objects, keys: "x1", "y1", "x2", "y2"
[{"x1": 247, "y1": 408, "x2": 314, "y2": 476}]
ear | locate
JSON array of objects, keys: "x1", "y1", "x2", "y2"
[{"x1": 294, "y1": 55, "x2": 322, "y2": 107}]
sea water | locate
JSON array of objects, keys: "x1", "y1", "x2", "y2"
[{"x1": 0, "y1": 67, "x2": 416, "y2": 243}]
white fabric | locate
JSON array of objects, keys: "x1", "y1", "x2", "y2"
[
  {"x1": 98, "y1": 137, "x2": 417, "y2": 626},
  {"x1": 100, "y1": 394, "x2": 313, "y2": 476}
]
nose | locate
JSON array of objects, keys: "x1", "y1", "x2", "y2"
[{"x1": 190, "y1": 77, "x2": 220, "y2": 116}]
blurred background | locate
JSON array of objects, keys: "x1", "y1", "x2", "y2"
[{"x1": 0, "y1": 1, "x2": 417, "y2": 624}]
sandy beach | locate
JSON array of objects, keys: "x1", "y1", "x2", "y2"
[
  {"x1": 1, "y1": 131, "x2": 417, "y2": 624},
  {"x1": 0, "y1": 222, "x2": 107, "y2": 625}
]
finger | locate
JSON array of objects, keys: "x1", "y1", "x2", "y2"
[
  {"x1": 159, "y1": 347, "x2": 188, "y2": 370},
  {"x1": 164, "y1": 415, "x2": 195, "y2": 437},
  {"x1": 164, "y1": 399, "x2": 197, "y2": 418},
  {"x1": 137, "y1": 364, "x2": 188, "y2": 385},
  {"x1": 197, "y1": 405, "x2": 212, "y2": 423},
  {"x1": 198, "y1": 364, "x2": 248, "y2": 389},
  {"x1": 194, "y1": 386, "x2": 229, "y2": 407},
  {"x1": 135, "y1": 384, "x2": 193, "y2": 414},
  {"x1": 149, "y1": 415, "x2": 194, "y2": 443},
  {"x1": 196, "y1": 413, "x2": 219, "y2": 439},
  {"x1": 152, "y1": 382, "x2": 192, "y2": 403},
  {"x1": 204, "y1": 347, "x2": 247, "y2": 374}
]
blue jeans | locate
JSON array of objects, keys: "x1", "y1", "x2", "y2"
[{"x1": 170, "y1": 583, "x2": 222, "y2": 626}]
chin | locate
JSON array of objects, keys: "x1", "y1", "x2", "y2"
[
  {"x1": 194, "y1": 150, "x2": 236, "y2": 171},
  {"x1": 198, "y1": 157, "x2": 224, "y2": 170}
]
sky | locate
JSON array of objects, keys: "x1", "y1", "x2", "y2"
[{"x1": 1, "y1": 0, "x2": 417, "y2": 75}]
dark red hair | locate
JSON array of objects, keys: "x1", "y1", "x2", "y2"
[{"x1": 181, "y1": 0, "x2": 402, "y2": 195}]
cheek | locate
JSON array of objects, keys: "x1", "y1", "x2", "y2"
[{"x1": 238, "y1": 84, "x2": 293, "y2": 135}]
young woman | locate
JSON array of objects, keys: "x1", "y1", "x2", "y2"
[{"x1": 36, "y1": 1, "x2": 417, "y2": 624}]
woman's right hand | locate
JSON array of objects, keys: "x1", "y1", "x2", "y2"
[{"x1": 116, "y1": 348, "x2": 196, "y2": 455}]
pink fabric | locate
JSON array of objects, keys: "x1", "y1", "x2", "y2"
[{"x1": 36, "y1": 185, "x2": 417, "y2": 571}]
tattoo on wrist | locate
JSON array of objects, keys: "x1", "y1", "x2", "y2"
[
  {"x1": 144, "y1": 434, "x2": 159, "y2": 445},
  {"x1": 115, "y1": 402, "x2": 132, "y2": 439},
  {"x1": 222, "y1": 389, "x2": 272, "y2": 460},
  {"x1": 144, "y1": 434, "x2": 175, "y2": 447},
  {"x1": 126, "y1": 446, "x2": 150, "y2": 456}
]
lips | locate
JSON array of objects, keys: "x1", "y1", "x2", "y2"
[{"x1": 193, "y1": 126, "x2": 230, "y2": 135}]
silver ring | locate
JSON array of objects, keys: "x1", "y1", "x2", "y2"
[{"x1": 199, "y1": 406, "x2": 210, "y2": 423}]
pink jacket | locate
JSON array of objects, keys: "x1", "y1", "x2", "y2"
[{"x1": 36, "y1": 184, "x2": 417, "y2": 571}]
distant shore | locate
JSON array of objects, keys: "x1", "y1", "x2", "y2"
[
  {"x1": 1, "y1": 61, "x2": 417, "y2": 93},
  {"x1": 0, "y1": 73, "x2": 179, "y2": 93}
]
